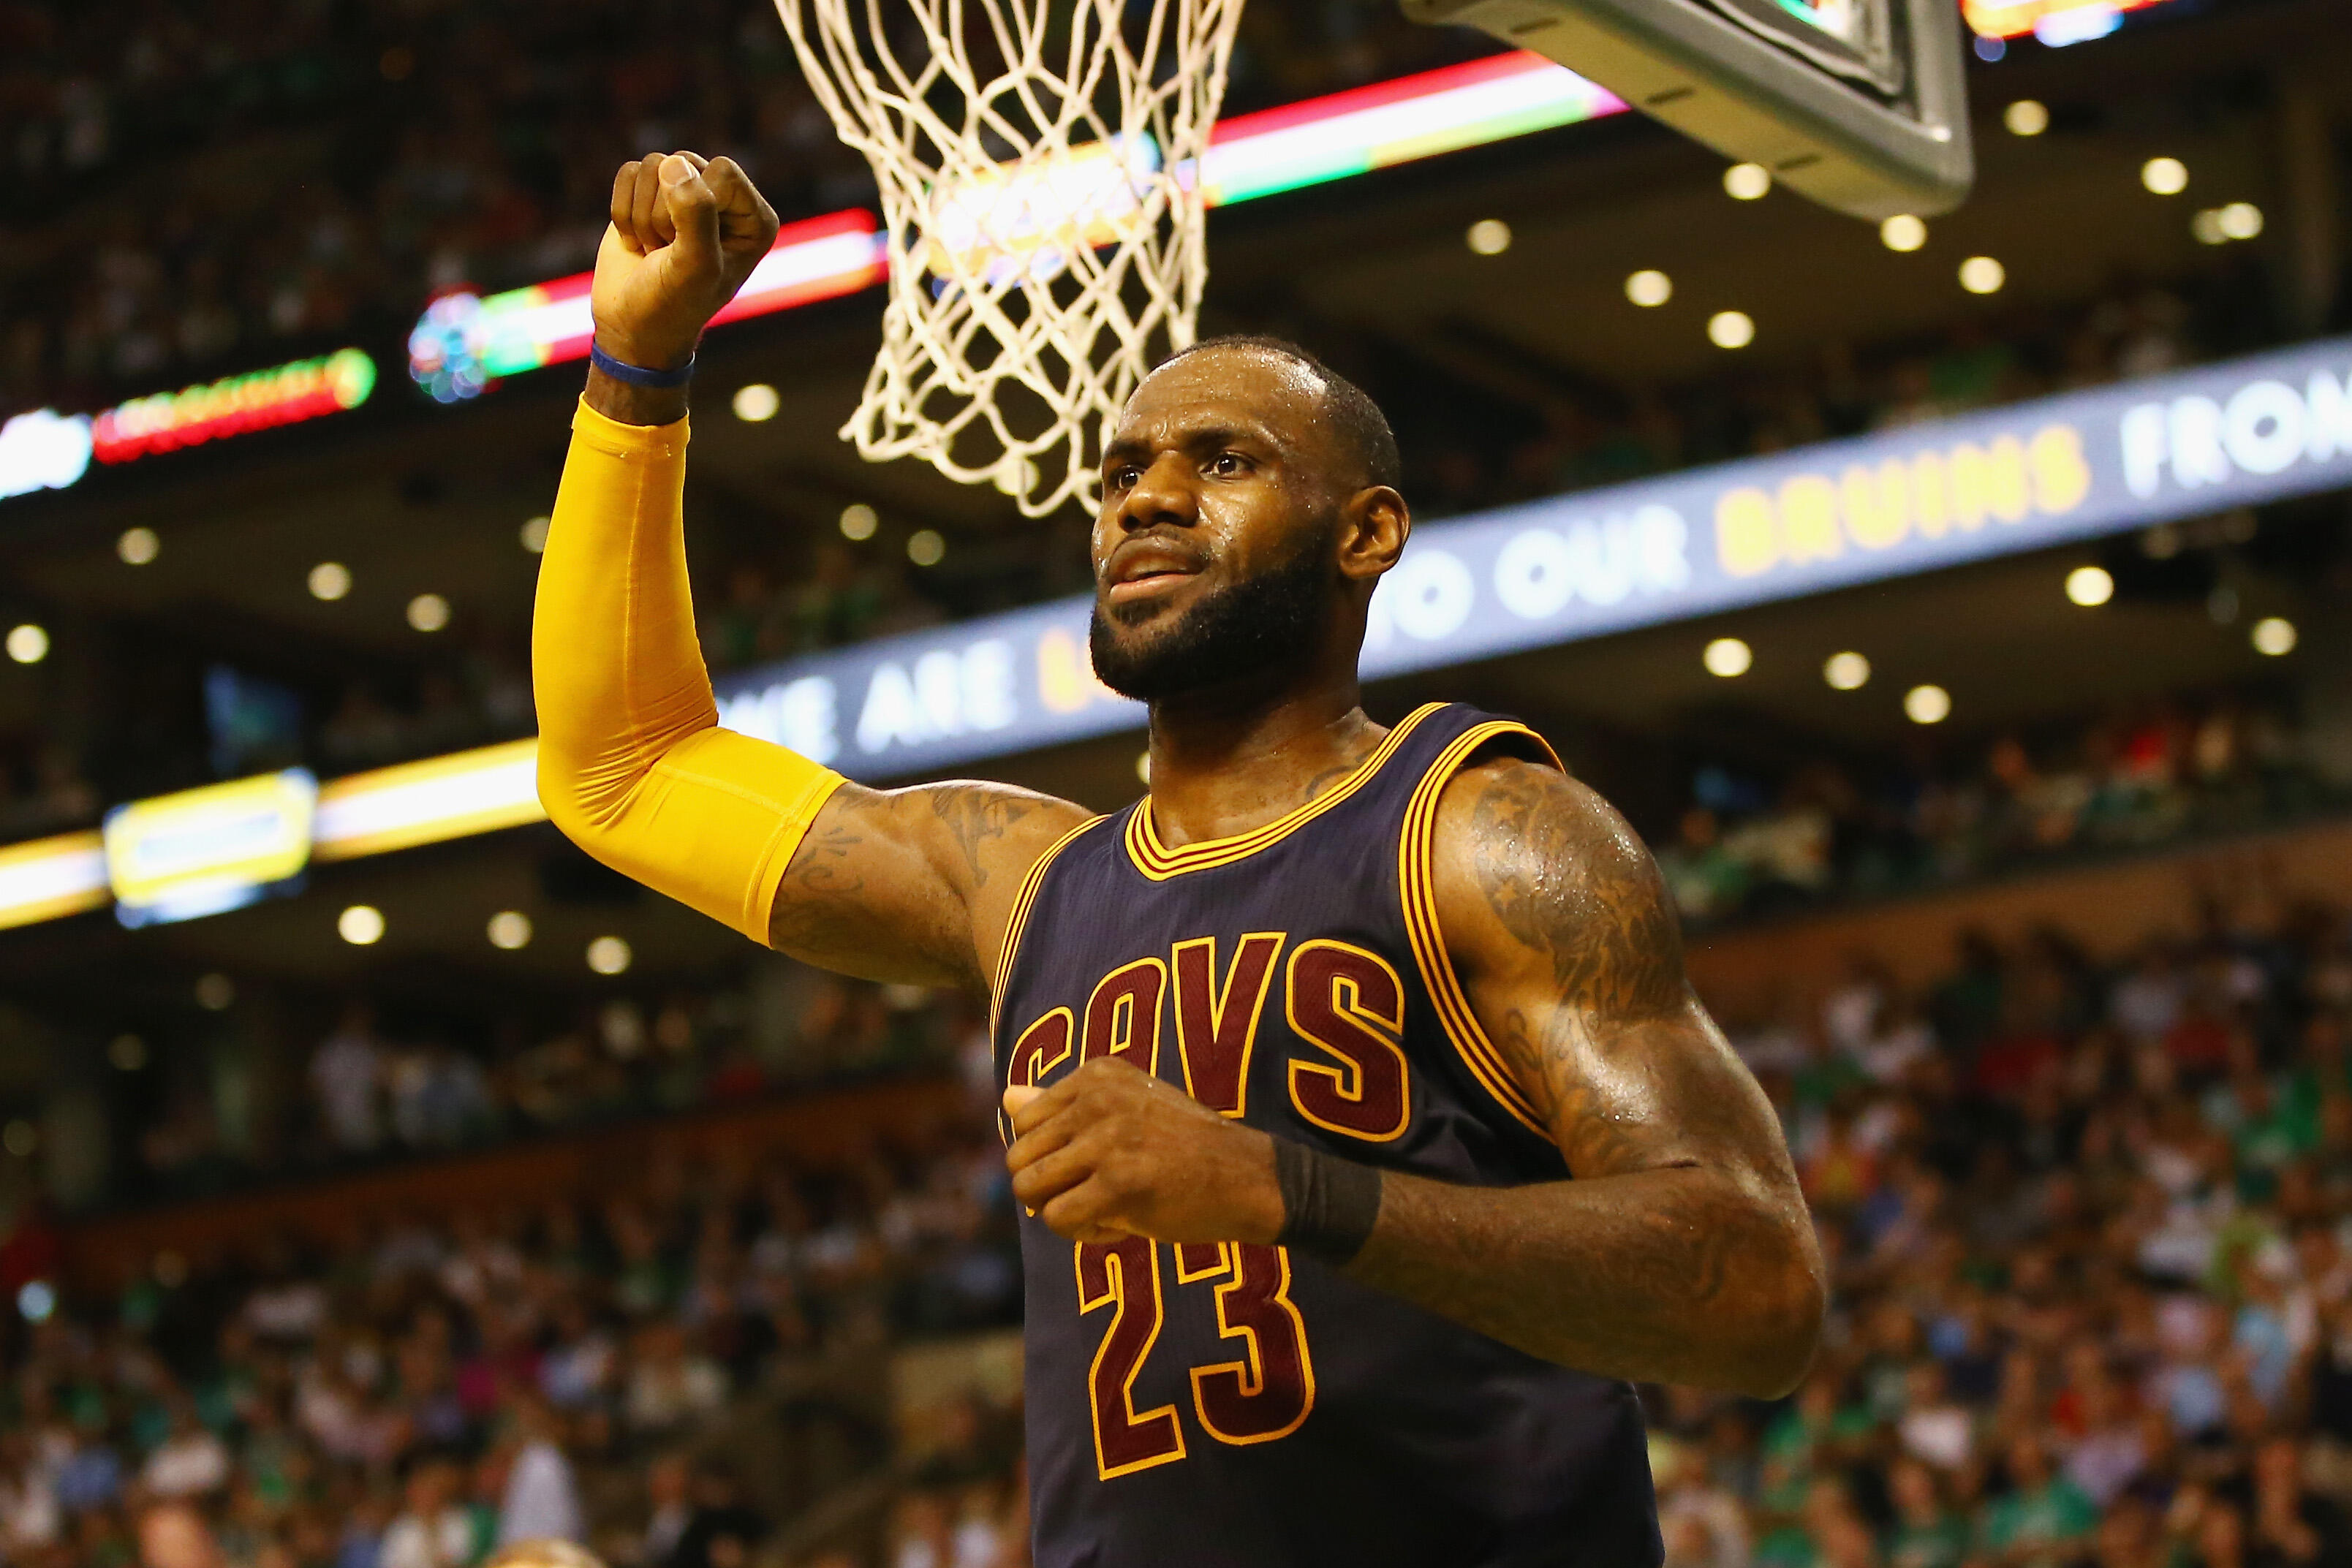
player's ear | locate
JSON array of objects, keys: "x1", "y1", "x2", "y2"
[{"x1": 1336, "y1": 485, "x2": 1409, "y2": 583}]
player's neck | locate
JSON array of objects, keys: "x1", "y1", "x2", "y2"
[{"x1": 1142, "y1": 674, "x2": 1383, "y2": 849}]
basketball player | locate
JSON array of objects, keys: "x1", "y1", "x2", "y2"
[{"x1": 535, "y1": 151, "x2": 1823, "y2": 1567}]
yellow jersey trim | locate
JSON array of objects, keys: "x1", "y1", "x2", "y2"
[
  {"x1": 1398, "y1": 720, "x2": 1562, "y2": 1141},
  {"x1": 1123, "y1": 703, "x2": 1445, "y2": 882},
  {"x1": 988, "y1": 814, "x2": 1107, "y2": 1038}
]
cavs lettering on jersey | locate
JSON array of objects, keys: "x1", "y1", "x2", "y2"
[{"x1": 992, "y1": 702, "x2": 1661, "y2": 1568}]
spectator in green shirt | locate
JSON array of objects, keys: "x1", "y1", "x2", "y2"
[
  {"x1": 1975, "y1": 1433, "x2": 2098, "y2": 1566},
  {"x1": 1884, "y1": 1458, "x2": 1970, "y2": 1568}
]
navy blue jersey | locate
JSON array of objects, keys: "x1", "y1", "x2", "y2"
[{"x1": 991, "y1": 702, "x2": 1660, "y2": 1568}]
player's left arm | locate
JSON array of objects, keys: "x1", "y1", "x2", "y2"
[{"x1": 1345, "y1": 753, "x2": 1824, "y2": 1395}]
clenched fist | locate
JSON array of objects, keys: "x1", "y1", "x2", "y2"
[
  {"x1": 591, "y1": 152, "x2": 779, "y2": 374},
  {"x1": 1002, "y1": 1056, "x2": 1287, "y2": 1246}
]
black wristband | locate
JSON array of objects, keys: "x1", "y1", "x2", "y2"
[
  {"x1": 1272, "y1": 1137, "x2": 1383, "y2": 1265},
  {"x1": 589, "y1": 343, "x2": 695, "y2": 388}
]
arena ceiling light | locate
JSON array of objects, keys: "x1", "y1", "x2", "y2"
[
  {"x1": 1879, "y1": 215, "x2": 1926, "y2": 251},
  {"x1": 1904, "y1": 683, "x2": 1951, "y2": 724},
  {"x1": 308, "y1": 562, "x2": 352, "y2": 602},
  {"x1": 407, "y1": 53, "x2": 1630, "y2": 399},
  {"x1": 1823, "y1": 651, "x2": 1870, "y2": 689},
  {"x1": 2003, "y1": 99, "x2": 2049, "y2": 136},
  {"x1": 6, "y1": 626, "x2": 48, "y2": 665},
  {"x1": 406, "y1": 593, "x2": 451, "y2": 633},
  {"x1": 2065, "y1": 564, "x2": 2114, "y2": 605},
  {"x1": 117, "y1": 528, "x2": 159, "y2": 566},
  {"x1": 1958, "y1": 256, "x2": 2006, "y2": 295},
  {"x1": 1721, "y1": 162, "x2": 1771, "y2": 200},
  {"x1": 1465, "y1": 219, "x2": 1513, "y2": 255},
  {"x1": 1625, "y1": 270, "x2": 1673, "y2": 306},
  {"x1": 2194, "y1": 203, "x2": 2263, "y2": 245},
  {"x1": 733, "y1": 384, "x2": 782, "y2": 423},
  {"x1": 1702, "y1": 637, "x2": 1752, "y2": 675},
  {"x1": 2252, "y1": 617, "x2": 2297, "y2": 656}
]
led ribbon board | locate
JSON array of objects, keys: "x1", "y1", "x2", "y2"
[
  {"x1": 0, "y1": 833, "x2": 109, "y2": 931},
  {"x1": 407, "y1": 211, "x2": 889, "y2": 401},
  {"x1": 103, "y1": 770, "x2": 318, "y2": 927},
  {"x1": 1191, "y1": 50, "x2": 1624, "y2": 205},
  {"x1": 0, "y1": 352, "x2": 377, "y2": 508},
  {"x1": 0, "y1": 409, "x2": 95, "y2": 501},
  {"x1": 311, "y1": 739, "x2": 544, "y2": 860},
  {"x1": 407, "y1": 56, "x2": 1626, "y2": 391},
  {"x1": 1960, "y1": 0, "x2": 2177, "y2": 41},
  {"x1": 93, "y1": 349, "x2": 377, "y2": 464}
]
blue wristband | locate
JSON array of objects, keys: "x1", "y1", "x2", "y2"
[{"x1": 589, "y1": 343, "x2": 695, "y2": 388}]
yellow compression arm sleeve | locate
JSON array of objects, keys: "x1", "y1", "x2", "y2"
[{"x1": 534, "y1": 398, "x2": 845, "y2": 943}]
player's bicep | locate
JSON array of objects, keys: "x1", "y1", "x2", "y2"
[
  {"x1": 766, "y1": 779, "x2": 1089, "y2": 988},
  {"x1": 1430, "y1": 760, "x2": 1794, "y2": 1185}
]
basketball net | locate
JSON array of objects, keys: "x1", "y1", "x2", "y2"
[{"x1": 774, "y1": 0, "x2": 1244, "y2": 516}]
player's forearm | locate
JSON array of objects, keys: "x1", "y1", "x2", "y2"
[
  {"x1": 533, "y1": 390, "x2": 843, "y2": 942},
  {"x1": 1342, "y1": 1162, "x2": 1822, "y2": 1397}
]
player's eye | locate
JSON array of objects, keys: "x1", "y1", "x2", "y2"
[
  {"x1": 1206, "y1": 451, "x2": 1249, "y2": 477},
  {"x1": 1106, "y1": 465, "x2": 1140, "y2": 491}
]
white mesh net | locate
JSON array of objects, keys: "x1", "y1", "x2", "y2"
[{"x1": 774, "y1": 0, "x2": 1244, "y2": 516}]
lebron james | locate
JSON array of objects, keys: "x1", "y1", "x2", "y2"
[{"x1": 534, "y1": 152, "x2": 1823, "y2": 1567}]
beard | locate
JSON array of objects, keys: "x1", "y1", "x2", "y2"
[{"x1": 1089, "y1": 544, "x2": 1332, "y2": 702}]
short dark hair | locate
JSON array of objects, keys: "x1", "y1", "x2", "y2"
[{"x1": 1156, "y1": 334, "x2": 1402, "y2": 491}]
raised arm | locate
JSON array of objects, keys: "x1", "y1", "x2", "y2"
[{"x1": 534, "y1": 152, "x2": 1089, "y2": 989}]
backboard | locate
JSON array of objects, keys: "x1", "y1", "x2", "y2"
[{"x1": 1399, "y1": 0, "x2": 1973, "y2": 220}]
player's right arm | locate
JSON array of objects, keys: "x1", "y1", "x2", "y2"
[{"x1": 534, "y1": 152, "x2": 1091, "y2": 990}]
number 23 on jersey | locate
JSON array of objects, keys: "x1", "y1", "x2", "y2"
[{"x1": 1076, "y1": 1237, "x2": 1316, "y2": 1479}]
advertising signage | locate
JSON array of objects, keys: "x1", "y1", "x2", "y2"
[
  {"x1": 713, "y1": 334, "x2": 2352, "y2": 777},
  {"x1": 3, "y1": 334, "x2": 2350, "y2": 933}
]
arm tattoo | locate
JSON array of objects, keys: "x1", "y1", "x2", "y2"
[
  {"x1": 766, "y1": 822, "x2": 871, "y2": 951},
  {"x1": 929, "y1": 784, "x2": 1034, "y2": 888},
  {"x1": 1330, "y1": 758, "x2": 1822, "y2": 1395},
  {"x1": 1468, "y1": 765, "x2": 1684, "y2": 1020},
  {"x1": 1462, "y1": 765, "x2": 1696, "y2": 1167}
]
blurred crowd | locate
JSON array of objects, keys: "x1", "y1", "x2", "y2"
[
  {"x1": 0, "y1": 1111, "x2": 1026, "y2": 1568},
  {"x1": 1643, "y1": 886, "x2": 2352, "y2": 1567},
  {"x1": 1657, "y1": 678, "x2": 2342, "y2": 929},
  {"x1": 24, "y1": 860, "x2": 2352, "y2": 1567},
  {"x1": 0, "y1": 0, "x2": 1489, "y2": 419},
  {"x1": 108, "y1": 961, "x2": 983, "y2": 1210}
]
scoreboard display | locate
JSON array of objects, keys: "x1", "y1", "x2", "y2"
[
  {"x1": 1711, "y1": 0, "x2": 1904, "y2": 95},
  {"x1": 1403, "y1": 0, "x2": 1972, "y2": 220}
]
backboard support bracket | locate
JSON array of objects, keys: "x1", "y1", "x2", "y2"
[{"x1": 1399, "y1": 0, "x2": 1973, "y2": 220}]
